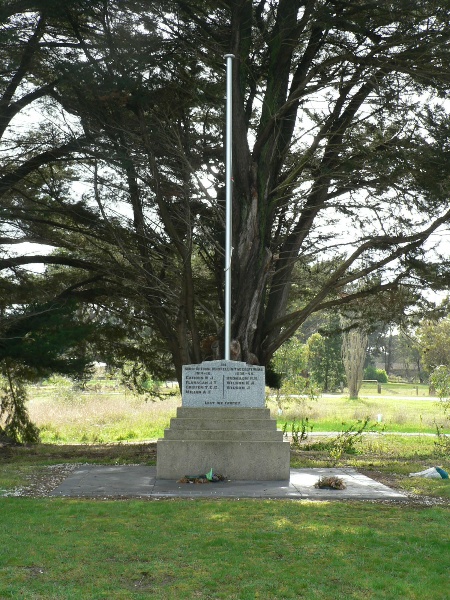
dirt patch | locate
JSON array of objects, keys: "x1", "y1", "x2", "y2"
[
  {"x1": 3, "y1": 463, "x2": 82, "y2": 497},
  {"x1": 0, "y1": 442, "x2": 157, "y2": 463},
  {"x1": 1, "y1": 442, "x2": 157, "y2": 497}
]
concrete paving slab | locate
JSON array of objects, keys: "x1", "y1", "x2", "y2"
[
  {"x1": 49, "y1": 465, "x2": 155, "y2": 498},
  {"x1": 289, "y1": 468, "x2": 405, "y2": 500},
  {"x1": 49, "y1": 465, "x2": 406, "y2": 500}
]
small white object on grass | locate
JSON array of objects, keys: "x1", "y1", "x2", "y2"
[{"x1": 409, "y1": 467, "x2": 449, "y2": 479}]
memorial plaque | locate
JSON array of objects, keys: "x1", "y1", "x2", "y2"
[{"x1": 182, "y1": 360, "x2": 265, "y2": 408}]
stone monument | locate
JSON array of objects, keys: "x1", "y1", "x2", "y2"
[
  {"x1": 182, "y1": 360, "x2": 265, "y2": 408},
  {"x1": 156, "y1": 56, "x2": 290, "y2": 481},
  {"x1": 156, "y1": 360, "x2": 290, "y2": 480}
]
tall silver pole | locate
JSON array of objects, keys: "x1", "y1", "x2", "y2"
[{"x1": 224, "y1": 54, "x2": 234, "y2": 361}]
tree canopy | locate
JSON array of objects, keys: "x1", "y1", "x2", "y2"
[
  {"x1": 2, "y1": 0, "x2": 450, "y2": 382},
  {"x1": 418, "y1": 317, "x2": 450, "y2": 373}
]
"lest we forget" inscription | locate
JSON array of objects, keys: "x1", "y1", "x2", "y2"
[{"x1": 182, "y1": 360, "x2": 265, "y2": 408}]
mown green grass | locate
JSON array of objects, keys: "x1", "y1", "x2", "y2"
[
  {"x1": 400, "y1": 476, "x2": 450, "y2": 499},
  {"x1": 290, "y1": 432, "x2": 441, "y2": 463},
  {"x1": 0, "y1": 498, "x2": 449, "y2": 600},
  {"x1": 0, "y1": 464, "x2": 35, "y2": 495}
]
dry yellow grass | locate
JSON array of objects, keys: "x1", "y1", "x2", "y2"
[
  {"x1": 27, "y1": 380, "x2": 181, "y2": 443},
  {"x1": 23, "y1": 376, "x2": 450, "y2": 443}
]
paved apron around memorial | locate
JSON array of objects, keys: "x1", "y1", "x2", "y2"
[{"x1": 49, "y1": 465, "x2": 406, "y2": 500}]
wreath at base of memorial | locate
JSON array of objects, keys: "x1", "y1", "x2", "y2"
[
  {"x1": 314, "y1": 476, "x2": 346, "y2": 490},
  {"x1": 178, "y1": 469, "x2": 226, "y2": 484}
]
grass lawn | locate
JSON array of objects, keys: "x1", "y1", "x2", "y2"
[
  {"x1": 0, "y1": 498, "x2": 449, "y2": 600},
  {"x1": 1, "y1": 380, "x2": 448, "y2": 598},
  {"x1": 1, "y1": 422, "x2": 449, "y2": 599},
  {"x1": 273, "y1": 395, "x2": 449, "y2": 434},
  {"x1": 359, "y1": 381, "x2": 430, "y2": 397}
]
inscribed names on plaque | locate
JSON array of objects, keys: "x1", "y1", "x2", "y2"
[{"x1": 182, "y1": 360, "x2": 265, "y2": 408}]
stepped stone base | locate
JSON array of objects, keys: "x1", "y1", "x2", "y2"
[{"x1": 157, "y1": 407, "x2": 290, "y2": 480}]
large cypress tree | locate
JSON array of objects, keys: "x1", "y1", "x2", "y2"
[{"x1": 1, "y1": 1, "x2": 450, "y2": 384}]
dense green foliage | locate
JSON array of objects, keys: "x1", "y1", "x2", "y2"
[
  {"x1": 364, "y1": 365, "x2": 388, "y2": 383},
  {"x1": 418, "y1": 317, "x2": 450, "y2": 373},
  {"x1": 0, "y1": 299, "x2": 101, "y2": 442},
  {"x1": 0, "y1": 300, "x2": 95, "y2": 377},
  {"x1": 306, "y1": 331, "x2": 345, "y2": 392},
  {"x1": 272, "y1": 315, "x2": 345, "y2": 393}
]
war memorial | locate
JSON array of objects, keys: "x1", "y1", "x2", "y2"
[{"x1": 156, "y1": 360, "x2": 290, "y2": 480}]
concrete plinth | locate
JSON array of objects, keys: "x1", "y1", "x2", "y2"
[{"x1": 157, "y1": 407, "x2": 290, "y2": 481}]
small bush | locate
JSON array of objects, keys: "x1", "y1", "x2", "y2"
[
  {"x1": 364, "y1": 366, "x2": 388, "y2": 383},
  {"x1": 282, "y1": 417, "x2": 313, "y2": 448},
  {"x1": 265, "y1": 366, "x2": 283, "y2": 389},
  {"x1": 429, "y1": 366, "x2": 450, "y2": 456},
  {"x1": 434, "y1": 423, "x2": 450, "y2": 457},
  {"x1": 328, "y1": 417, "x2": 378, "y2": 464}
]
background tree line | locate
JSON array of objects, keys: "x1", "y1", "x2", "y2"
[{"x1": 271, "y1": 306, "x2": 450, "y2": 395}]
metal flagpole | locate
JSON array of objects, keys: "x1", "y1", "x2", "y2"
[{"x1": 224, "y1": 54, "x2": 234, "y2": 361}]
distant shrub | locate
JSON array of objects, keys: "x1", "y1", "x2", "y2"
[
  {"x1": 376, "y1": 369, "x2": 388, "y2": 383},
  {"x1": 364, "y1": 366, "x2": 388, "y2": 383}
]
